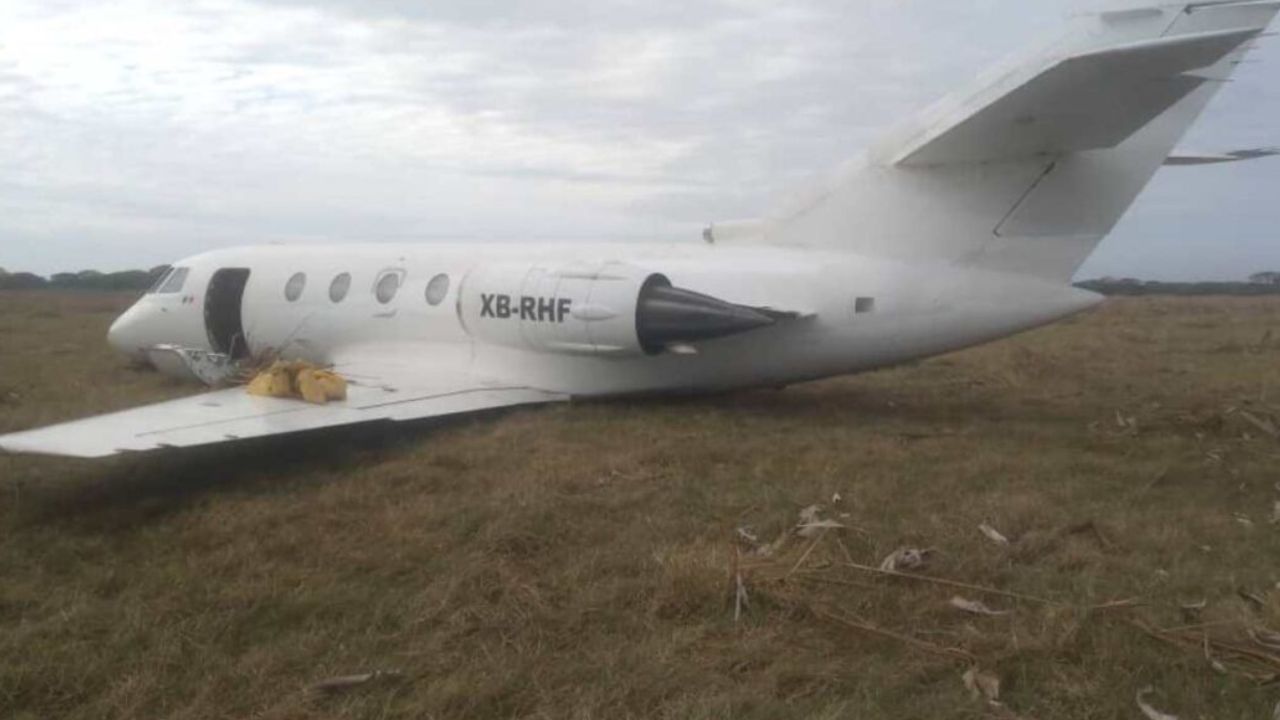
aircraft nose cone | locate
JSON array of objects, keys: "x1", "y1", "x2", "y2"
[{"x1": 107, "y1": 306, "x2": 148, "y2": 360}]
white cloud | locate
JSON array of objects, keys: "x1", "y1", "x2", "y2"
[{"x1": 0, "y1": 0, "x2": 1277, "y2": 279}]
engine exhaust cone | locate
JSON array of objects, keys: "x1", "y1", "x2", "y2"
[{"x1": 637, "y1": 280, "x2": 776, "y2": 354}]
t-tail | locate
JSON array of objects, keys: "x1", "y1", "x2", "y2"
[{"x1": 734, "y1": 1, "x2": 1280, "y2": 283}]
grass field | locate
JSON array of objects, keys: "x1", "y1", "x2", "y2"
[{"x1": 3, "y1": 290, "x2": 1280, "y2": 719}]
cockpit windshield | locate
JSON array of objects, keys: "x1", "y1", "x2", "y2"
[
  {"x1": 155, "y1": 267, "x2": 190, "y2": 294},
  {"x1": 146, "y1": 268, "x2": 173, "y2": 294}
]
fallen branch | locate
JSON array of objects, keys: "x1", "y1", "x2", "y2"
[
  {"x1": 1133, "y1": 620, "x2": 1271, "y2": 682},
  {"x1": 1196, "y1": 637, "x2": 1280, "y2": 670},
  {"x1": 1090, "y1": 598, "x2": 1145, "y2": 613},
  {"x1": 834, "y1": 535, "x2": 859, "y2": 565},
  {"x1": 787, "y1": 533, "x2": 825, "y2": 578},
  {"x1": 790, "y1": 573, "x2": 882, "y2": 593},
  {"x1": 1157, "y1": 619, "x2": 1243, "y2": 635},
  {"x1": 811, "y1": 605, "x2": 975, "y2": 662},
  {"x1": 1239, "y1": 410, "x2": 1278, "y2": 439},
  {"x1": 1130, "y1": 619, "x2": 1280, "y2": 674},
  {"x1": 841, "y1": 561, "x2": 1055, "y2": 606},
  {"x1": 734, "y1": 571, "x2": 749, "y2": 623}
]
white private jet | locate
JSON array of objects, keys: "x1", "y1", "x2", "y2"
[{"x1": 3, "y1": 0, "x2": 1278, "y2": 458}]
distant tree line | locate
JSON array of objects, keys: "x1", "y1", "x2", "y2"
[
  {"x1": 1076, "y1": 275, "x2": 1280, "y2": 296},
  {"x1": 0, "y1": 266, "x2": 170, "y2": 291},
  {"x1": 4, "y1": 264, "x2": 1280, "y2": 296}
]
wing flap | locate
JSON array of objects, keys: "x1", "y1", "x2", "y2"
[{"x1": 887, "y1": 27, "x2": 1261, "y2": 167}]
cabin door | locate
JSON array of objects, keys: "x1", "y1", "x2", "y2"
[{"x1": 204, "y1": 268, "x2": 251, "y2": 359}]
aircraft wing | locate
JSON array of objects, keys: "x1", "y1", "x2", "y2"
[
  {"x1": 882, "y1": 27, "x2": 1262, "y2": 166},
  {"x1": 0, "y1": 360, "x2": 567, "y2": 459}
]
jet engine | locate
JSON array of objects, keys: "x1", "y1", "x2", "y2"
[{"x1": 458, "y1": 262, "x2": 780, "y2": 357}]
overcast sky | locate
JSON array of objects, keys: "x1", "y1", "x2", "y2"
[{"x1": 1, "y1": 0, "x2": 1277, "y2": 280}]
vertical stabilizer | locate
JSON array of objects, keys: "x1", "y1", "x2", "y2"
[{"x1": 761, "y1": 2, "x2": 1279, "y2": 282}]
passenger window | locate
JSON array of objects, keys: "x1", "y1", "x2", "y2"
[
  {"x1": 425, "y1": 273, "x2": 450, "y2": 306},
  {"x1": 375, "y1": 271, "x2": 402, "y2": 304},
  {"x1": 157, "y1": 267, "x2": 190, "y2": 294},
  {"x1": 329, "y1": 273, "x2": 351, "y2": 303},
  {"x1": 284, "y1": 272, "x2": 307, "y2": 302}
]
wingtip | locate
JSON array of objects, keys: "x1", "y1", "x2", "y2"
[
  {"x1": 0, "y1": 433, "x2": 26, "y2": 456},
  {"x1": 0, "y1": 433, "x2": 114, "y2": 459}
]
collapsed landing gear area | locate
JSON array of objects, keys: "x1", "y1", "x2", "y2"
[{"x1": 205, "y1": 268, "x2": 251, "y2": 360}]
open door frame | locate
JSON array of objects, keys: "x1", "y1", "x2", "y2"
[{"x1": 204, "y1": 268, "x2": 251, "y2": 360}]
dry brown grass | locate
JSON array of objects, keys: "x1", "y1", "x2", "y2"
[{"x1": 3, "y1": 290, "x2": 1280, "y2": 719}]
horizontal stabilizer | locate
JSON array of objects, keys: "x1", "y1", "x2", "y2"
[
  {"x1": 1165, "y1": 147, "x2": 1280, "y2": 164},
  {"x1": 885, "y1": 27, "x2": 1261, "y2": 166}
]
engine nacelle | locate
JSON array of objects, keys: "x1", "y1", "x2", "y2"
[{"x1": 459, "y1": 261, "x2": 779, "y2": 357}]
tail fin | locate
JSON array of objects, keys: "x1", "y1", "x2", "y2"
[{"x1": 762, "y1": 2, "x2": 1280, "y2": 282}]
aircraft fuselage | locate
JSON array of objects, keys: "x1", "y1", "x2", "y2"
[{"x1": 109, "y1": 242, "x2": 1101, "y2": 397}]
